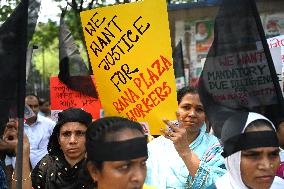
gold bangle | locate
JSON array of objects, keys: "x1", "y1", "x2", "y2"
[{"x1": 12, "y1": 171, "x2": 31, "y2": 182}]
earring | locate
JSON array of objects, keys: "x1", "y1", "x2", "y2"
[{"x1": 270, "y1": 164, "x2": 274, "y2": 168}]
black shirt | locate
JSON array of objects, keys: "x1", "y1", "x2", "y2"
[{"x1": 32, "y1": 154, "x2": 94, "y2": 189}]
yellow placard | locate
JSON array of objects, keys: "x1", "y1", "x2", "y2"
[{"x1": 80, "y1": 0, "x2": 178, "y2": 135}]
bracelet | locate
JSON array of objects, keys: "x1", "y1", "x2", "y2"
[{"x1": 12, "y1": 171, "x2": 31, "y2": 182}]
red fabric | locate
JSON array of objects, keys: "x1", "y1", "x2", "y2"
[{"x1": 276, "y1": 162, "x2": 284, "y2": 179}]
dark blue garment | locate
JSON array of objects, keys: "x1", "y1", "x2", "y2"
[{"x1": 0, "y1": 164, "x2": 7, "y2": 189}]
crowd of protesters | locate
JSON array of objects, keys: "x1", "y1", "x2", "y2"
[{"x1": 0, "y1": 86, "x2": 284, "y2": 189}]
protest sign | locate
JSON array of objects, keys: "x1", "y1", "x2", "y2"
[
  {"x1": 267, "y1": 35, "x2": 284, "y2": 95},
  {"x1": 267, "y1": 35, "x2": 284, "y2": 66},
  {"x1": 269, "y1": 46, "x2": 283, "y2": 94},
  {"x1": 198, "y1": 0, "x2": 284, "y2": 137},
  {"x1": 80, "y1": 0, "x2": 177, "y2": 134},
  {"x1": 50, "y1": 76, "x2": 102, "y2": 122},
  {"x1": 202, "y1": 49, "x2": 278, "y2": 108}
]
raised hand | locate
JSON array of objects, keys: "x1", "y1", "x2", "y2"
[
  {"x1": 3, "y1": 119, "x2": 30, "y2": 155},
  {"x1": 160, "y1": 117, "x2": 191, "y2": 157}
]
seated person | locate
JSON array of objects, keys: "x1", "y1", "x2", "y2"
[
  {"x1": 85, "y1": 116, "x2": 154, "y2": 189},
  {"x1": 31, "y1": 108, "x2": 94, "y2": 189},
  {"x1": 208, "y1": 112, "x2": 284, "y2": 189},
  {"x1": 145, "y1": 86, "x2": 226, "y2": 188}
]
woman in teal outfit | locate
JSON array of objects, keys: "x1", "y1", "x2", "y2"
[{"x1": 145, "y1": 86, "x2": 226, "y2": 188}]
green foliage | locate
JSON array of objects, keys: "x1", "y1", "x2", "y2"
[
  {"x1": 32, "y1": 20, "x2": 59, "y2": 48},
  {"x1": 1, "y1": 0, "x2": 138, "y2": 97},
  {"x1": 53, "y1": 0, "x2": 107, "y2": 10},
  {"x1": 26, "y1": 57, "x2": 43, "y2": 95},
  {"x1": 33, "y1": 38, "x2": 59, "y2": 78},
  {"x1": 32, "y1": 36, "x2": 88, "y2": 78},
  {"x1": 0, "y1": 0, "x2": 20, "y2": 22},
  {"x1": 0, "y1": 5, "x2": 14, "y2": 22},
  {"x1": 63, "y1": 10, "x2": 83, "y2": 41}
]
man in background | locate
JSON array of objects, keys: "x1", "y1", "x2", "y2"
[
  {"x1": 195, "y1": 22, "x2": 208, "y2": 41},
  {"x1": 39, "y1": 98, "x2": 51, "y2": 118}
]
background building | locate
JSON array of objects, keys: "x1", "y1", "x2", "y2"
[{"x1": 168, "y1": 0, "x2": 284, "y2": 85}]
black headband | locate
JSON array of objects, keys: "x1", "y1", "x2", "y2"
[
  {"x1": 87, "y1": 137, "x2": 148, "y2": 161},
  {"x1": 222, "y1": 131, "x2": 279, "y2": 157}
]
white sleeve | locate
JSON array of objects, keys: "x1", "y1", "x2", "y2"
[{"x1": 4, "y1": 155, "x2": 12, "y2": 166}]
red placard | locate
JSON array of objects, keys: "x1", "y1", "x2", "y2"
[{"x1": 50, "y1": 76, "x2": 102, "y2": 120}]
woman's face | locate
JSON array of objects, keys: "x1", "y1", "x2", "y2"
[
  {"x1": 240, "y1": 125, "x2": 280, "y2": 189},
  {"x1": 177, "y1": 93, "x2": 205, "y2": 132},
  {"x1": 58, "y1": 122, "x2": 87, "y2": 163},
  {"x1": 240, "y1": 147, "x2": 280, "y2": 189},
  {"x1": 94, "y1": 156, "x2": 147, "y2": 189},
  {"x1": 88, "y1": 129, "x2": 147, "y2": 189}
]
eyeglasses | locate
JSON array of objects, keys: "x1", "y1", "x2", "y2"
[{"x1": 60, "y1": 130, "x2": 86, "y2": 139}]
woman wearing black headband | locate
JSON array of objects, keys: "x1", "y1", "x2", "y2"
[
  {"x1": 31, "y1": 108, "x2": 94, "y2": 189},
  {"x1": 208, "y1": 112, "x2": 284, "y2": 189},
  {"x1": 86, "y1": 116, "x2": 152, "y2": 189}
]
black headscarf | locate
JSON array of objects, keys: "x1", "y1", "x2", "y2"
[
  {"x1": 48, "y1": 108, "x2": 92, "y2": 156},
  {"x1": 32, "y1": 108, "x2": 94, "y2": 189}
]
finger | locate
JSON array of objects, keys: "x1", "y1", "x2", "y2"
[
  {"x1": 4, "y1": 122, "x2": 14, "y2": 135},
  {"x1": 175, "y1": 111, "x2": 184, "y2": 127},
  {"x1": 3, "y1": 135, "x2": 16, "y2": 142},
  {"x1": 160, "y1": 129, "x2": 173, "y2": 139},
  {"x1": 160, "y1": 128, "x2": 170, "y2": 136},
  {"x1": 6, "y1": 120, "x2": 18, "y2": 130},
  {"x1": 162, "y1": 117, "x2": 171, "y2": 126},
  {"x1": 162, "y1": 118, "x2": 180, "y2": 132},
  {"x1": 5, "y1": 126, "x2": 17, "y2": 133},
  {"x1": 168, "y1": 123, "x2": 180, "y2": 132},
  {"x1": 4, "y1": 126, "x2": 17, "y2": 135},
  {"x1": 3, "y1": 130, "x2": 17, "y2": 141},
  {"x1": 4, "y1": 130, "x2": 16, "y2": 138}
]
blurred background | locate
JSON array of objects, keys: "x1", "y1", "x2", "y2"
[{"x1": 0, "y1": 0, "x2": 283, "y2": 99}]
